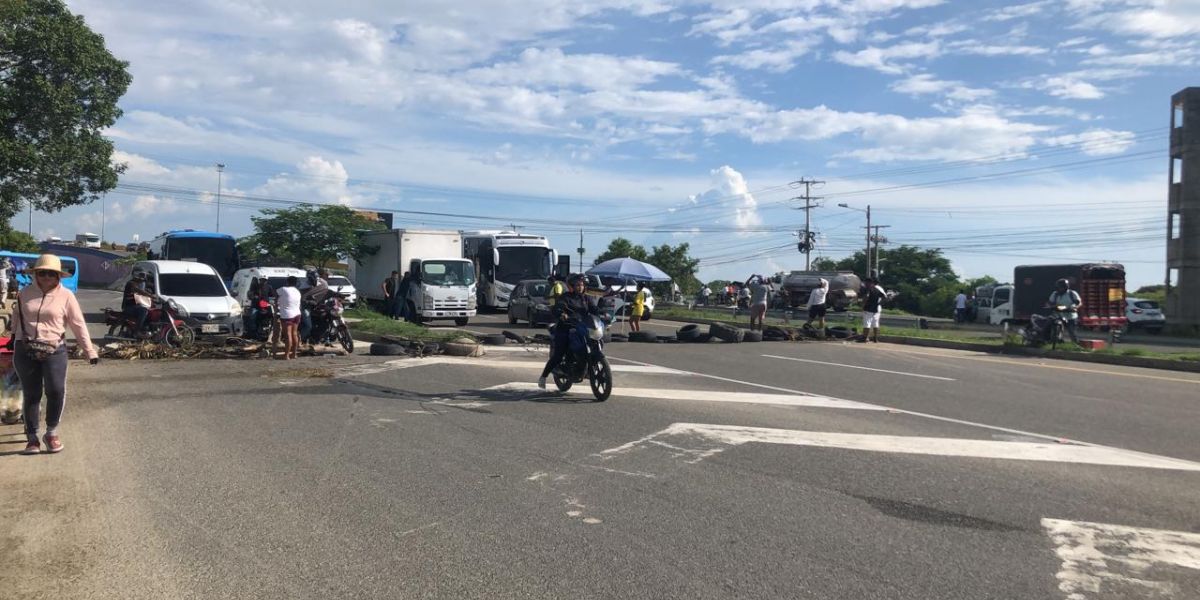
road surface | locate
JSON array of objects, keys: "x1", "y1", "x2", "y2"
[{"x1": 1, "y1": 294, "x2": 1197, "y2": 599}]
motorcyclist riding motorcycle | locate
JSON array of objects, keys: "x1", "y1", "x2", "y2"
[
  {"x1": 121, "y1": 272, "x2": 154, "y2": 337},
  {"x1": 1048, "y1": 278, "x2": 1082, "y2": 344},
  {"x1": 538, "y1": 274, "x2": 600, "y2": 390},
  {"x1": 300, "y1": 269, "x2": 330, "y2": 342}
]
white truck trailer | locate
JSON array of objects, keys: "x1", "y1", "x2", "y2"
[{"x1": 350, "y1": 229, "x2": 476, "y2": 326}]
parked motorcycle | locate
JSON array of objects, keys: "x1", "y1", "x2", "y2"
[
  {"x1": 1022, "y1": 305, "x2": 1072, "y2": 350},
  {"x1": 246, "y1": 298, "x2": 276, "y2": 343},
  {"x1": 550, "y1": 315, "x2": 613, "y2": 402},
  {"x1": 104, "y1": 297, "x2": 195, "y2": 348},
  {"x1": 303, "y1": 293, "x2": 354, "y2": 353}
]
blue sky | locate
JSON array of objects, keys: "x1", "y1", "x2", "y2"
[{"x1": 19, "y1": 0, "x2": 1200, "y2": 288}]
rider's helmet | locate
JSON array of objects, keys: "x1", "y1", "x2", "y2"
[
  {"x1": 567, "y1": 273, "x2": 586, "y2": 289},
  {"x1": 319, "y1": 268, "x2": 331, "y2": 280},
  {"x1": 133, "y1": 271, "x2": 147, "y2": 281},
  {"x1": 306, "y1": 270, "x2": 319, "y2": 286},
  {"x1": 1055, "y1": 278, "x2": 1069, "y2": 291}
]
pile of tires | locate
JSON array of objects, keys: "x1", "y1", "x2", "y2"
[
  {"x1": 480, "y1": 333, "x2": 508, "y2": 346},
  {"x1": 369, "y1": 342, "x2": 407, "y2": 356},
  {"x1": 709, "y1": 322, "x2": 745, "y2": 343},
  {"x1": 742, "y1": 330, "x2": 763, "y2": 343},
  {"x1": 444, "y1": 337, "x2": 484, "y2": 357}
]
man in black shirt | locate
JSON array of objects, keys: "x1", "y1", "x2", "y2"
[
  {"x1": 122, "y1": 272, "x2": 153, "y2": 335},
  {"x1": 860, "y1": 278, "x2": 887, "y2": 344}
]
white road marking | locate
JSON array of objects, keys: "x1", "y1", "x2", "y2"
[
  {"x1": 483, "y1": 382, "x2": 884, "y2": 410},
  {"x1": 763, "y1": 354, "x2": 957, "y2": 381},
  {"x1": 1042, "y1": 518, "x2": 1200, "y2": 599},
  {"x1": 597, "y1": 423, "x2": 1200, "y2": 471},
  {"x1": 340, "y1": 356, "x2": 683, "y2": 376}
]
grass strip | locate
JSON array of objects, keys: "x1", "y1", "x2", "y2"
[{"x1": 344, "y1": 307, "x2": 469, "y2": 342}]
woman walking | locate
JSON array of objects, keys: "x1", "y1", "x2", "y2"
[
  {"x1": 10, "y1": 254, "x2": 98, "y2": 455},
  {"x1": 276, "y1": 275, "x2": 302, "y2": 360}
]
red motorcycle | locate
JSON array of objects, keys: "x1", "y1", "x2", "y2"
[{"x1": 104, "y1": 296, "x2": 196, "y2": 348}]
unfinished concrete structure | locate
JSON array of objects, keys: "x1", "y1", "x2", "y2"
[{"x1": 1166, "y1": 87, "x2": 1200, "y2": 332}]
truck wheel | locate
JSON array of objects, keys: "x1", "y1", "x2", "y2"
[{"x1": 455, "y1": 318, "x2": 470, "y2": 327}]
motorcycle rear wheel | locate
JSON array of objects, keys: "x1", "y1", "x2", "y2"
[
  {"x1": 589, "y1": 356, "x2": 612, "y2": 402},
  {"x1": 553, "y1": 371, "x2": 573, "y2": 392},
  {"x1": 337, "y1": 325, "x2": 354, "y2": 353}
]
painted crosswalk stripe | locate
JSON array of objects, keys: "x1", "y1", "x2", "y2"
[
  {"x1": 597, "y1": 423, "x2": 1200, "y2": 471},
  {"x1": 1043, "y1": 518, "x2": 1200, "y2": 599},
  {"x1": 482, "y1": 382, "x2": 884, "y2": 410},
  {"x1": 763, "y1": 354, "x2": 956, "y2": 381},
  {"x1": 339, "y1": 356, "x2": 683, "y2": 377}
]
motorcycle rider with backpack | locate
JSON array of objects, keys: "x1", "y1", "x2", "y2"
[
  {"x1": 1048, "y1": 278, "x2": 1082, "y2": 344},
  {"x1": 538, "y1": 274, "x2": 600, "y2": 390}
]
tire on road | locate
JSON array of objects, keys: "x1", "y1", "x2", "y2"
[
  {"x1": 481, "y1": 333, "x2": 509, "y2": 346},
  {"x1": 709, "y1": 322, "x2": 744, "y2": 343},
  {"x1": 609, "y1": 333, "x2": 628, "y2": 343},
  {"x1": 676, "y1": 323, "x2": 703, "y2": 343},
  {"x1": 369, "y1": 342, "x2": 407, "y2": 356},
  {"x1": 742, "y1": 330, "x2": 763, "y2": 343},
  {"x1": 444, "y1": 338, "x2": 484, "y2": 357},
  {"x1": 629, "y1": 331, "x2": 658, "y2": 343}
]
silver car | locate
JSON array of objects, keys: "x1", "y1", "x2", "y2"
[{"x1": 507, "y1": 279, "x2": 553, "y2": 327}]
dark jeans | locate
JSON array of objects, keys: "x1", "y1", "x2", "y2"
[
  {"x1": 124, "y1": 305, "x2": 149, "y2": 333},
  {"x1": 540, "y1": 325, "x2": 572, "y2": 379},
  {"x1": 13, "y1": 342, "x2": 69, "y2": 442},
  {"x1": 1066, "y1": 319, "x2": 1079, "y2": 344},
  {"x1": 300, "y1": 309, "x2": 312, "y2": 341},
  {"x1": 954, "y1": 308, "x2": 966, "y2": 323}
]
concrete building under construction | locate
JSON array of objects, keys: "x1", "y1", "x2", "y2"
[{"x1": 1166, "y1": 87, "x2": 1200, "y2": 333}]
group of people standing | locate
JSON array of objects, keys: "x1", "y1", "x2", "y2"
[
  {"x1": 242, "y1": 270, "x2": 333, "y2": 359},
  {"x1": 381, "y1": 270, "x2": 414, "y2": 321}
]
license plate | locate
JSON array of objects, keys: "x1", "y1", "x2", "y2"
[{"x1": 201, "y1": 324, "x2": 220, "y2": 333}]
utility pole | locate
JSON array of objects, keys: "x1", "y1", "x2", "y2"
[
  {"x1": 792, "y1": 178, "x2": 824, "y2": 271},
  {"x1": 836, "y1": 202, "x2": 872, "y2": 275},
  {"x1": 215, "y1": 163, "x2": 225, "y2": 233},
  {"x1": 577, "y1": 229, "x2": 585, "y2": 273},
  {"x1": 101, "y1": 197, "x2": 105, "y2": 245},
  {"x1": 869, "y1": 225, "x2": 891, "y2": 278},
  {"x1": 27, "y1": 200, "x2": 33, "y2": 236}
]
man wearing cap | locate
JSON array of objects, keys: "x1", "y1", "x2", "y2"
[{"x1": 10, "y1": 254, "x2": 98, "y2": 454}]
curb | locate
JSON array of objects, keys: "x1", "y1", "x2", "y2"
[{"x1": 659, "y1": 317, "x2": 1200, "y2": 374}]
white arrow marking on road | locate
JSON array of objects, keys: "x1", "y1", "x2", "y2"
[
  {"x1": 1042, "y1": 518, "x2": 1200, "y2": 599},
  {"x1": 483, "y1": 382, "x2": 884, "y2": 410},
  {"x1": 597, "y1": 423, "x2": 1200, "y2": 471},
  {"x1": 763, "y1": 354, "x2": 957, "y2": 381}
]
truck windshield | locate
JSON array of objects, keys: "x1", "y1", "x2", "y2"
[
  {"x1": 422, "y1": 261, "x2": 476, "y2": 286},
  {"x1": 495, "y1": 247, "x2": 551, "y2": 285},
  {"x1": 166, "y1": 237, "x2": 240, "y2": 280}
]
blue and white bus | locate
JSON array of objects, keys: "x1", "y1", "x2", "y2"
[
  {"x1": 146, "y1": 230, "x2": 240, "y2": 284},
  {"x1": 0, "y1": 251, "x2": 80, "y2": 293}
]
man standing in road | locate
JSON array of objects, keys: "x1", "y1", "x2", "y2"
[
  {"x1": 699, "y1": 284, "x2": 711, "y2": 306},
  {"x1": 804, "y1": 278, "x2": 829, "y2": 335},
  {"x1": 396, "y1": 271, "x2": 413, "y2": 321},
  {"x1": 747, "y1": 275, "x2": 769, "y2": 331},
  {"x1": 859, "y1": 278, "x2": 886, "y2": 343},
  {"x1": 954, "y1": 290, "x2": 968, "y2": 323},
  {"x1": 381, "y1": 271, "x2": 400, "y2": 320}
]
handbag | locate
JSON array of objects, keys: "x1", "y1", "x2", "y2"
[{"x1": 16, "y1": 295, "x2": 61, "y2": 361}]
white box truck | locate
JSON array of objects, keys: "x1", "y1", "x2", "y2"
[{"x1": 350, "y1": 229, "x2": 477, "y2": 326}]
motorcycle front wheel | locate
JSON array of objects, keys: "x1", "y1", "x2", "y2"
[
  {"x1": 168, "y1": 325, "x2": 196, "y2": 349},
  {"x1": 337, "y1": 324, "x2": 354, "y2": 353},
  {"x1": 589, "y1": 356, "x2": 612, "y2": 402}
]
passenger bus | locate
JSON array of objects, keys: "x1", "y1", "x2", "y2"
[
  {"x1": 146, "y1": 230, "x2": 241, "y2": 284},
  {"x1": 75, "y1": 232, "x2": 101, "y2": 248},
  {"x1": 461, "y1": 231, "x2": 556, "y2": 309},
  {"x1": 0, "y1": 251, "x2": 80, "y2": 293}
]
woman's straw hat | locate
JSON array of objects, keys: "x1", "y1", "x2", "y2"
[{"x1": 32, "y1": 254, "x2": 69, "y2": 275}]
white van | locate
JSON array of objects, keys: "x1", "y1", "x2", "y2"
[
  {"x1": 131, "y1": 260, "x2": 242, "y2": 336},
  {"x1": 229, "y1": 266, "x2": 308, "y2": 307}
]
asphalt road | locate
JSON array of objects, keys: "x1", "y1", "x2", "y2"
[{"x1": 2, "y1": 294, "x2": 1197, "y2": 600}]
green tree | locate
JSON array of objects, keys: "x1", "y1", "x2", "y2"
[
  {"x1": 0, "y1": 228, "x2": 39, "y2": 252},
  {"x1": 648, "y1": 242, "x2": 700, "y2": 295},
  {"x1": 243, "y1": 205, "x2": 386, "y2": 268},
  {"x1": 1, "y1": 0, "x2": 132, "y2": 223},
  {"x1": 593, "y1": 237, "x2": 648, "y2": 265},
  {"x1": 810, "y1": 257, "x2": 839, "y2": 272}
]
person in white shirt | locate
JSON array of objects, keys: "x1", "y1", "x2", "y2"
[
  {"x1": 0, "y1": 256, "x2": 11, "y2": 300},
  {"x1": 954, "y1": 290, "x2": 968, "y2": 323},
  {"x1": 275, "y1": 276, "x2": 302, "y2": 360},
  {"x1": 804, "y1": 279, "x2": 829, "y2": 333}
]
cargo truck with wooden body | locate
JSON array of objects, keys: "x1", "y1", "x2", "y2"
[{"x1": 977, "y1": 263, "x2": 1127, "y2": 331}]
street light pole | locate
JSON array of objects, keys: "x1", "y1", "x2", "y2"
[
  {"x1": 837, "y1": 203, "x2": 873, "y2": 276},
  {"x1": 215, "y1": 163, "x2": 225, "y2": 233}
]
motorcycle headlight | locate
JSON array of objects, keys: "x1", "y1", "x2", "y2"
[{"x1": 587, "y1": 316, "x2": 605, "y2": 341}]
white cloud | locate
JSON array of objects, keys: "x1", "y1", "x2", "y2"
[
  {"x1": 465, "y1": 47, "x2": 680, "y2": 90},
  {"x1": 889, "y1": 74, "x2": 993, "y2": 102},
  {"x1": 257, "y1": 156, "x2": 367, "y2": 207},
  {"x1": 983, "y1": 1, "x2": 1053, "y2": 22},
  {"x1": 711, "y1": 40, "x2": 815, "y2": 72},
  {"x1": 951, "y1": 43, "x2": 1048, "y2": 57},
  {"x1": 1075, "y1": 0, "x2": 1200, "y2": 39},
  {"x1": 832, "y1": 41, "x2": 940, "y2": 74},
  {"x1": 1041, "y1": 128, "x2": 1137, "y2": 156},
  {"x1": 687, "y1": 166, "x2": 762, "y2": 232},
  {"x1": 1037, "y1": 76, "x2": 1106, "y2": 99}
]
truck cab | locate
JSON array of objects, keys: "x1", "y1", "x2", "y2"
[{"x1": 406, "y1": 258, "x2": 477, "y2": 326}]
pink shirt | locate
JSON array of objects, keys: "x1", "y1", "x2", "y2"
[{"x1": 11, "y1": 283, "x2": 97, "y2": 360}]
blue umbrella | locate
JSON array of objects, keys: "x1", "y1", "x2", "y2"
[{"x1": 586, "y1": 257, "x2": 672, "y2": 282}]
